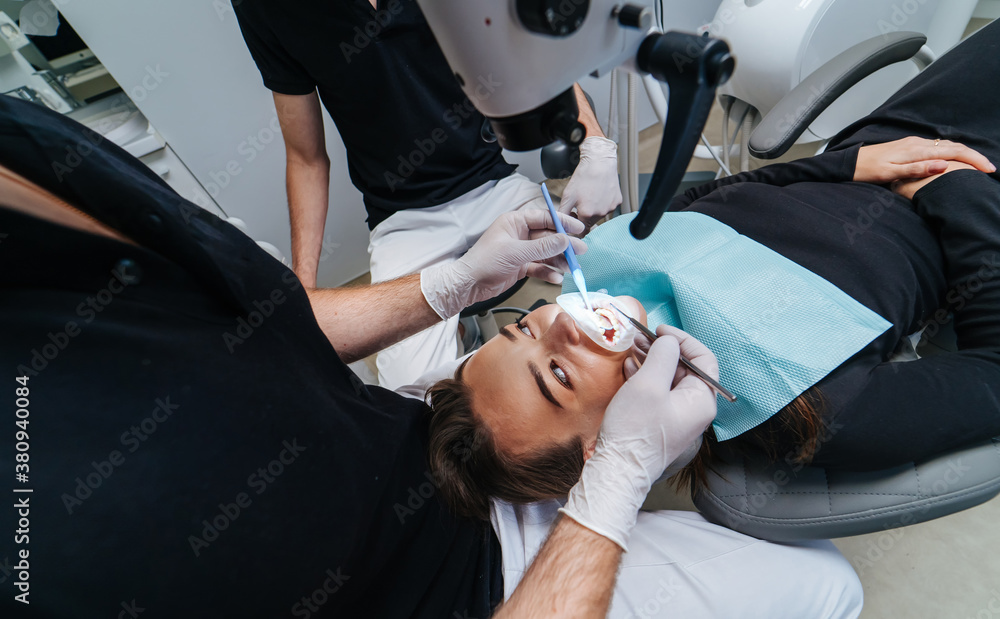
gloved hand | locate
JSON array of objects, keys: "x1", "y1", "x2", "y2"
[
  {"x1": 559, "y1": 325, "x2": 718, "y2": 550},
  {"x1": 559, "y1": 136, "x2": 623, "y2": 229},
  {"x1": 421, "y1": 210, "x2": 588, "y2": 320}
]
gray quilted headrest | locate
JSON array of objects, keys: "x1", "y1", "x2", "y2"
[{"x1": 693, "y1": 437, "x2": 1000, "y2": 541}]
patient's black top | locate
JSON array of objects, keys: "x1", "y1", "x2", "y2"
[
  {"x1": 669, "y1": 18, "x2": 1000, "y2": 468},
  {"x1": 0, "y1": 96, "x2": 499, "y2": 617},
  {"x1": 231, "y1": 0, "x2": 516, "y2": 229}
]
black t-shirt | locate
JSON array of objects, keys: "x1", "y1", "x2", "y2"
[
  {"x1": 0, "y1": 96, "x2": 499, "y2": 617},
  {"x1": 232, "y1": 0, "x2": 517, "y2": 229}
]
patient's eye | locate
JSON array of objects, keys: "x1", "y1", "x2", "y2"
[
  {"x1": 517, "y1": 316, "x2": 533, "y2": 338},
  {"x1": 550, "y1": 361, "x2": 570, "y2": 387}
]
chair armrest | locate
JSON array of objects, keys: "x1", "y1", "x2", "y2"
[{"x1": 749, "y1": 31, "x2": 928, "y2": 160}]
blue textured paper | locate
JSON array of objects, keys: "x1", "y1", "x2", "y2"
[{"x1": 563, "y1": 212, "x2": 891, "y2": 441}]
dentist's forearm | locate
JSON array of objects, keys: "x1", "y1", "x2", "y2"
[
  {"x1": 493, "y1": 516, "x2": 622, "y2": 619},
  {"x1": 306, "y1": 273, "x2": 440, "y2": 364}
]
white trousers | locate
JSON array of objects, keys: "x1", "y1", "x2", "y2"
[
  {"x1": 368, "y1": 173, "x2": 546, "y2": 391},
  {"x1": 492, "y1": 500, "x2": 863, "y2": 619}
]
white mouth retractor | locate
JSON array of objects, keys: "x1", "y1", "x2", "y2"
[{"x1": 556, "y1": 292, "x2": 636, "y2": 352}]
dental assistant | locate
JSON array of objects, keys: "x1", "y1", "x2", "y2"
[{"x1": 231, "y1": 0, "x2": 621, "y2": 390}]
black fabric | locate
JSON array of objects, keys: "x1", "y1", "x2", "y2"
[
  {"x1": 0, "y1": 96, "x2": 500, "y2": 618},
  {"x1": 231, "y1": 0, "x2": 517, "y2": 229},
  {"x1": 669, "y1": 19, "x2": 1000, "y2": 470}
]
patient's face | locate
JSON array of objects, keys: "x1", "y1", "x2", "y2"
[{"x1": 463, "y1": 296, "x2": 645, "y2": 458}]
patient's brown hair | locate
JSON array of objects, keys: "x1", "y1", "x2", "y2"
[
  {"x1": 426, "y1": 360, "x2": 585, "y2": 520},
  {"x1": 671, "y1": 388, "x2": 827, "y2": 494}
]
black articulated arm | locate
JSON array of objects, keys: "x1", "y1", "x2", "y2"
[
  {"x1": 631, "y1": 32, "x2": 734, "y2": 240},
  {"x1": 749, "y1": 31, "x2": 928, "y2": 160}
]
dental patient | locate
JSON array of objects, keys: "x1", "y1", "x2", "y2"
[
  {"x1": 424, "y1": 295, "x2": 649, "y2": 518},
  {"x1": 422, "y1": 18, "x2": 1000, "y2": 521}
]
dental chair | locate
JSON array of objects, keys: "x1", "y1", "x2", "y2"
[
  {"x1": 711, "y1": 0, "x2": 978, "y2": 166},
  {"x1": 673, "y1": 1, "x2": 1000, "y2": 540},
  {"x1": 693, "y1": 435, "x2": 1000, "y2": 542},
  {"x1": 691, "y1": 319, "x2": 1000, "y2": 541},
  {"x1": 532, "y1": 1, "x2": 1000, "y2": 540}
]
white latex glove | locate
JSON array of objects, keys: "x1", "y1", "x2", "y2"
[
  {"x1": 420, "y1": 210, "x2": 587, "y2": 319},
  {"x1": 559, "y1": 325, "x2": 718, "y2": 550},
  {"x1": 559, "y1": 136, "x2": 623, "y2": 228}
]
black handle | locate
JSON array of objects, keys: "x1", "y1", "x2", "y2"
[{"x1": 630, "y1": 32, "x2": 734, "y2": 240}]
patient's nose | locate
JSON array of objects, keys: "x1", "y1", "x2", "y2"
[{"x1": 546, "y1": 311, "x2": 582, "y2": 348}]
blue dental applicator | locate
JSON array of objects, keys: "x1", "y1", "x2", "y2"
[{"x1": 541, "y1": 182, "x2": 592, "y2": 312}]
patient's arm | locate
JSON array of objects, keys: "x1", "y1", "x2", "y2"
[
  {"x1": 891, "y1": 160, "x2": 979, "y2": 200},
  {"x1": 853, "y1": 137, "x2": 993, "y2": 184},
  {"x1": 493, "y1": 516, "x2": 621, "y2": 618},
  {"x1": 670, "y1": 144, "x2": 862, "y2": 210},
  {"x1": 671, "y1": 137, "x2": 994, "y2": 211}
]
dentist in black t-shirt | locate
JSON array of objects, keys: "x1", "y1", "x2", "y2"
[{"x1": 231, "y1": 0, "x2": 622, "y2": 390}]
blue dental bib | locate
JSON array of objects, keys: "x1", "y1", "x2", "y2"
[{"x1": 563, "y1": 212, "x2": 890, "y2": 441}]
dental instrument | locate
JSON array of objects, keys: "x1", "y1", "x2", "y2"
[
  {"x1": 610, "y1": 302, "x2": 738, "y2": 403},
  {"x1": 541, "y1": 182, "x2": 592, "y2": 312}
]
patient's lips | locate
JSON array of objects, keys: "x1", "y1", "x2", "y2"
[{"x1": 556, "y1": 292, "x2": 636, "y2": 352}]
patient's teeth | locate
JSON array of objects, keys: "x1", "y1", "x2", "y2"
[{"x1": 556, "y1": 293, "x2": 636, "y2": 352}]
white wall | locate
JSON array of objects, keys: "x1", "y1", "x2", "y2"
[
  {"x1": 975, "y1": 0, "x2": 1000, "y2": 18},
  {"x1": 54, "y1": 0, "x2": 371, "y2": 287}
]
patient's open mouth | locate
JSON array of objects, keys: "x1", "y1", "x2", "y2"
[
  {"x1": 556, "y1": 293, "x2": 636, "y2": 352},
  {"x1": 592, "y1": 308, "x2": 622, "y2": 345}
]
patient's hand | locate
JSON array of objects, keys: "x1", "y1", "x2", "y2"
[
  {"x1": 891, "y1": 161, "x2": 979, "y2": 200},
  {"x1": 854, "y1": 136, "x2": 994, "y2": 184}
]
